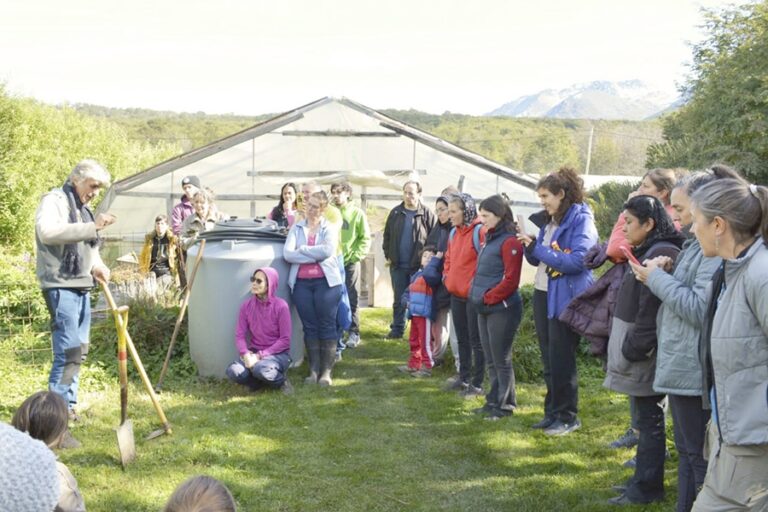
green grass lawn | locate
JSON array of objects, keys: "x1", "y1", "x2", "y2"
[{"x1": 1, "y1": 308, "x2": 679, "y2": 511}]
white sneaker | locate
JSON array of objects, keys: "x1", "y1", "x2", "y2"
[{"x1": 346, "y1": 333, "x2": 361, "y2": 348}]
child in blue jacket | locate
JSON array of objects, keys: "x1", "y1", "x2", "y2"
[{"x1": 398, "y1": 245, "x2": 441, "y2": 377}]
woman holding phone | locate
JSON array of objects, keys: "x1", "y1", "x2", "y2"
[
  {"x1": 517, "y1": 166, "x2": 598, "y2": 436},
  {"x1": 604, "y1": 195, "x2": 684, "y2": 505}
]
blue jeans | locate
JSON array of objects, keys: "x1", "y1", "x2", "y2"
[
  {"x1": 226, "y1": 352, "x2": 291, "y2": 390},
  {"x1": 389, "y1": 266, "x2": 411, "y2": 336},
  {"x1": 43, "y1": 289, "x2": 91, "y2": 409},
  {"x1": 292, "y1": 278, "x2": 343, "y2": 341}
]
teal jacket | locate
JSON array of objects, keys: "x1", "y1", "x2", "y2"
[{"x1": 337, "y1": 202, "x2": 371, "y2": 265}]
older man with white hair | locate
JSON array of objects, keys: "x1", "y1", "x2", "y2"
[{"x1": 35, "y1": 159, "x2": 115, "y2": 447}]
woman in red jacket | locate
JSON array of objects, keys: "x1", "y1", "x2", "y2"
[{"x1": 443, "y1": 192, "x2": 486, "y2": 398}]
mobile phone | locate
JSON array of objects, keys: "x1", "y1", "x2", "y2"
[
  {"x1": 620, "y1": 246, "x2": 640, "y2": 266},
  {"x1": 516, "y1": 214, "x2": 526, "y2": 234}
]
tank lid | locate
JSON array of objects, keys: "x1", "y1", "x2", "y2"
[{"x1": 198, "y1": 217, "x2": 287, "y2": 242}]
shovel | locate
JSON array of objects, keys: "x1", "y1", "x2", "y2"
[
  {"x1": 113, "y1": 305, "x2": 136, "y2": 467},
  {"x1": 100, "y1": 281, "x2": 173, "y2": 445}
]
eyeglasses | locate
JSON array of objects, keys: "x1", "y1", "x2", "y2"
[
  {"x1": 250, "y1": 276, "x2": 265, "y2": 284},
  {"x1": 306, "y1": 203, "x2": 322, "y2": 211}
]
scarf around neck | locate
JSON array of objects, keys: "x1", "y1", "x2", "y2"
[{"x1": 61, "y1": 181, "x2": 101, "y2": 277}]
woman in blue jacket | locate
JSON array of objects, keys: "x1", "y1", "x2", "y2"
[
  {"x1": 517, "y1": 167, "x2": 598, "y2": 436},
  {"x1": 284, "y1": 191, "x2": 343, "y2": 387}
]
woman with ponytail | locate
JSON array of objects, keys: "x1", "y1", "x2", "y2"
[
  {"x1": 469, "y1": 195, "x2": 524, "y2": 420},
  {"x1": 688, "y1": 179, "x2": 768, "y2": 511}
]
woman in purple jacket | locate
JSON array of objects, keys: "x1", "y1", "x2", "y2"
[
  {"x1": 225, "y1": 267, "x2": 292, "y2": 392},
  {"x1": 518, "y1": 167, "x2": 598, "y2": 436}
]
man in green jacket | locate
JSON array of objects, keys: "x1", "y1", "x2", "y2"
[{"x1": 331, "y1": 181, "x2": 371, "y2": 347}]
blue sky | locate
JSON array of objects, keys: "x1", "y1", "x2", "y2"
[{"x1": 0, "y1": 0, "x2": 735, "y2": 115}]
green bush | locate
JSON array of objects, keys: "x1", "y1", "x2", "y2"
[
  {"x1": 587, "y1": 180, "x2": 638, "y2": 240},
  {"x1": 89, "y1": 294, "x2": 197, "y2": 383},
  {"x1": 513, "y1": 285, "x2": 542, "y2": 382},
  {"x1": 0, "y1": 248, "x2": 48, "y2": 333}
]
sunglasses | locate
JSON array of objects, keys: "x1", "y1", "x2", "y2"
[{"x1": 250, "y1": 276, "x2": 265, "y2": 284}]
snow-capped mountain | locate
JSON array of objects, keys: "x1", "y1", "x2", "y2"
[{"x1": 487, "y1": 80, "x2": 679, "y2": 120}]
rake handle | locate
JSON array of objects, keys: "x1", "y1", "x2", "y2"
[{"x1": 155, "y1": 239, "x2": 206, "y2": 390}]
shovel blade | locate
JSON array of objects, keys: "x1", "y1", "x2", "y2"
[{"x1": 116, "y1": 420, "x2": 136, "y2": 467}]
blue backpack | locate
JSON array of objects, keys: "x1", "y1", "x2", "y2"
[{"x1": 448, "y1": 223, "x2": 482, "y2": 253}]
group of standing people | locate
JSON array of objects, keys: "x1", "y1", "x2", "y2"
[
  {"x1": 25, "y1": 156, "x2": 768, "y2": 510},
  {"x1": 385, "y1": 181, "x2": 526, "y2": 421}
]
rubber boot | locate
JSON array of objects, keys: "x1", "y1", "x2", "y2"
[
  {"x1": 304, "y1": 339, "x2": 320, "y2": 384},
  {"x1": 318, "y1": 339, "x2": 337, "y2": 387}
]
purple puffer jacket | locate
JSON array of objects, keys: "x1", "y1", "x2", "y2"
[{"x1": 558, "y1": 262, "x2": 626, "y2": 356}]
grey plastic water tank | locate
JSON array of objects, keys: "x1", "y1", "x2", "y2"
[{"x1": 186, "y1": 218, "x2": 304, "y2": 378}]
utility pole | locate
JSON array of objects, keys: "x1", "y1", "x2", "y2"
[{"x1": 585, "y1": 125, "x2": 594, "y2": 175}]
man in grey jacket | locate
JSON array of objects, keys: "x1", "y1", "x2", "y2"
[{"x1": 35, "y1": 159, "x2": 114, "y2": 445}]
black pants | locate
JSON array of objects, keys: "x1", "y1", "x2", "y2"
[
  {"x1": 533, "y1": 289, "x2": 580, "y2": 423},
  {"x1": 345, "y1": 262, "x2": 361, "y2": 335},
  {"x1": 477, "y1": 293, "x2": 522, "y2": 409},
  {"x1": 670, "y1": 394, "x2": 710, "y2": 512},
  {"x1": 626, "y1": 394, "x2": 667, "y2": 502},
  {"x1": 451, "y1": 296, "x2": 484, "y2": 388},
  {"x1": 389, "y1": 266, "x2": 411, "y2": 336}
]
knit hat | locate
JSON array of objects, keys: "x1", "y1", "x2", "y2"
[
  {"x1": 181, "y1": 176, "x2": 201, "y2": 189},
  {"x1": 0, "y1": 423, "x2": 60, "y2": 512}
]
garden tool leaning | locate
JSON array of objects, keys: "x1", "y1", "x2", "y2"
[{"x1": 100, "y1": 281, "x2": 173, "y2": 456}]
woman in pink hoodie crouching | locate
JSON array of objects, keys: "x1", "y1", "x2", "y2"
[{"x1": 225, "y1": 267, "x2": 292, "y2": 392}]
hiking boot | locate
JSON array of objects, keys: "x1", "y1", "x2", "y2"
[
  {"x1": 397, "y1": 365, "x2": 418, "y2": 374},
  {"x1": 385, "y1": 330, "x2": 404, "y2": 340},
  {"x1": 609, "y1": 428, "x2": 639, "y2": 449},
  {"x1": 411, "y1": 369, "x2": 432, "y2": 378},
  {"x1": 443, "y1": 375, "x2": 466, "y2": 391},
  {"x1": 472, "y1": 403, "x2": 495, "y2": 415},
  {"x1": 57, "y1": 430, "x2": 82, "y2": 449},
  {"x1": 346, "y1": 333, "x2": 361, "y2": 348},
  {"x1": 543, "y1": 418, "x2": 582, "y2": 436},
  {"x1": 531, "y1": 416, "x2": 556, "y2": 430},
  {"x1": 484, "y1": 408, "x2": 512, "y2": 421},
  {"x1": 607, "y1": 492, "x2": 664, "y2": 506},
  {"x1": 461, "y1": 385, "x2": 484, "y2": 400}
]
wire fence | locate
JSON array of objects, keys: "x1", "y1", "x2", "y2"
[
  {"x1": 0, "y1": 280, "x2": 52, "y2": 372},
  {"x1": 0, "y1": 275, "x2": 175, "y2": 372}
]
